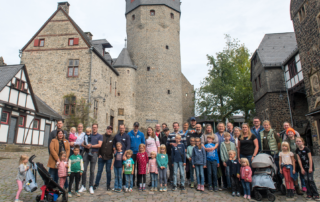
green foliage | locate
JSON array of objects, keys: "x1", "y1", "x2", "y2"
[
  {"x1": 63, "y1": 93, "x2": 96, "y2": 130},
  {"x1": 197, "y1": 35, "x2": 255, "y2": 123}
]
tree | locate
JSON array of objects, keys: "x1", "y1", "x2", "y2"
[
  {"x1": 196, "y1": 35, "x2": 255, "y2": 123},
  {"x1": 63, "y1": 93, "x2": 96, "y2": 130}
]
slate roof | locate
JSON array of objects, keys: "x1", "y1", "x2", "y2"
[
  {"x1": 113, "y1": 48, "x2": 137, "y2": 69},
  {"x1": 34, "y1": 95, "x2": 62, "y2": 119},
  {"x1": 0, "y1": 64, "x2": 24, "y2": 91},
  {"x1": 126, "y1": 0, "x2": 181, "y2": 14},
  {"x1": 253, "y1": 32, "x2": 298, "y2": 67}
]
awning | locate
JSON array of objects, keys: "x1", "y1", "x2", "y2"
[{"x1": 305, "y1": 109, "x2": 320, "y2": 116}]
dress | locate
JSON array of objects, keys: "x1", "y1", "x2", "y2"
[{"x1": 136, "y1": 152, "x2": 149, "y2": 174}]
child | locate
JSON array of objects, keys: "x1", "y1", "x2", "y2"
[
  {"x1": 296, "y1": 137, "x2": 320, "y2": 200},
  {"x1": 187, "y1": 137, "x2": 196, "y2": 188},
  {"x1": 279, "y1": 142, "x2": 296, "y2": 198},
  {"x1": 147, "y1": 151, "x2": 158, "y2": 191},
  {"x1": 112, "y1": 142, "x2": 124, "y2": 192},
  {"x1": 192, "y1": 137, "x2": 206, "y2": 192},
  {"x1": 68, "y1": 127, "x2": 77, "y2": 143},
  {"x1": 227, "y1": 151, "x2": 241, "y2": 197},
  {"x1": 57, "y1": 151, "x2": 68, "y2": 189},
  {"x1": 16, "y1": 155, "x2": 29, "y2": 202},
  {"x1": 205, "y1": 135, "x2": 220, "y2": 191},
  {"x1": 240, "y1": 158, "x2": 252, "y2": 199},
  {"x1": 220, "y1": 132, "x2": 236, "y2": 189},
  {"x1": 156, "y1": 144, "x2": 168, "y2": 192},
  {"x1": 171, "y1": 134, "x2": 186, "y2": 191},
  {"x1": 68, "y1": 145, "x2": 83, "y2": 197},
  {"x1": 137, "y1": 144, "x2": 149, "y2": 191},
  {"x1": 123, "y1": 150, "x2": 134, "y2": 192},
  {"x1": 84, "y1": 128, "x2": 93, "y2": 156}
]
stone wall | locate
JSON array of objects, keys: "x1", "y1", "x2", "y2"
[{"x1": 181, "y1": 73, "x2": 194, "y2": 122}]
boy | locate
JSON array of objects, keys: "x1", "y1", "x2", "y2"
[
  {"x1": 186, "y1": 137, "x2": 196, "y2": 188},
  {"x1": 68, "y1": 145, "x2": 84, "y2": 197},
  {"x1": 161, "y1": 128, "x2": 173, "y2": 184},
  {"x1": 226, "y1": 150, "x2": 240, "y2": 197},
  {"x1": 205, "y1": 135, "x2": 220, "y2": 191},
  {"x1": 171, "y1": 134, "x2": 186, "y2": 191},
  {"x1": 111, "y1": 142, "x2": 124, "y2": 192},
  {"x1": 220, "y1": 132, "x2": 237, "y2": 189},
  {"x1": 123, "y1": 150, "x2": 134, "y2": 192}
]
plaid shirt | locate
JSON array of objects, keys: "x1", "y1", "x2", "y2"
[{"x1": 166, "y1": 131, "x2": 187, "y2": 154}]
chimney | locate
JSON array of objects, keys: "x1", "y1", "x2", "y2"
[
  {"x1": 84, "y1": 32, "x2": 93, "y2": 40},
  {"x1": 0, "y1": 57, "x2": 6, "y2": 66},
  {"x1": 57, "y1": 2, "x2": 70, "y2": 14}
]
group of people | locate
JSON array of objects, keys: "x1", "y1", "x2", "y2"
[{"x1": 14, "y1": 117, "x2": 320, "y2": 201}]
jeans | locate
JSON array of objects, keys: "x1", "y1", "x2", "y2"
[
  {"x1": 207, "y1": 160, "x2": 218, "y2": 187},
  {"x1": 95, "y1": 158, "x2": 112, "y2": 187},
  {"x1": 158, "y1": 167, "x2": 167, "y2": 185},
  {"x1": 195, "y1": 165, "x2": 204, "y2": 185},
  {"x1": 125, "y1": 174, "x2": 133, "y2": 189},
  {"x1": 173, "y1": 162, "x2": 185, "y2": 186},
  {"x1": 82, "y1": 152, "x2": 98, "y2": 187},
  {"x1": 168, "y1": 155, "x2": 174, "y2": 182},
  {"x1": 114, "y1": 167, "x2": 123, "y2": 189},
  {"x1": 49, "y1": 168, "x2": 68, "y2": 189},
  {"x1": 241, "y1": 179, "x2": 251, "y2": 196},
  {"x1": 225, "y1": 166, "x2": 231, "y2": 188},
  {"x1": 303, "y1": 171, "x2": 319, "y2": 197},
  {"x1": 189, "y1": 162, "x2": 195, "y2": 182},
  {"x1": 218, "y1": 157, "x2": 227, "y2": 188},
  {"x1": 151, "y1": 173, "x2": 158, "y2": 188},
  {"x1": 299, "y1": 171, "x2": 306, "y2": 188}
]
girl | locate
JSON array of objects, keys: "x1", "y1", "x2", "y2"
[
  {"x1": 147, "y1": 151, "x2": 158, "y2": 191},
  {"x1": 240, "y1": 158, "x2": 252, "y2": 199},
  {"x1": 156, "y1": 144, "x2": 168, "y2": 192},
  {"x1": 192, "y1": 137, "x2": 206, "y2": 192},
  {"x1": 137, "y1": 144, "x2": 149, "y2": 191},
  {"x1": 296, "y1": 137, "x2": 320, "y2": 200},
  {"x1": 57, "y1": 151, "x2": 68, "y2": 189},
  {"x1": 111, "y1": 142, "x2": 124, "y2": 192},
  {"x1": 16, "y1": 155, "x2": 29, "y2": 202},
  {"x1": 68, "y1": 127, "x2": 77, "y2": 143},
  {"x1": 279, "y1": 142, "x2": 296, "y2": 198},
  {"x1": 187, "y1": 137, "x2": 196, "y2": 188}
]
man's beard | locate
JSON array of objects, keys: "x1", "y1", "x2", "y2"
[{"x1": 196, "y1": 130, "x2": 201, "y2": 134}]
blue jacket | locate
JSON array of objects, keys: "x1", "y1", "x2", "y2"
[
  {"x1": 205, "y1": 143, "x2": 220, "y2": 163},
  {"x1": 215, "y1": 132, "x2": 235, "y2": 152},
  {"x1": 171, "y1": 143, "x2": 186, "y2": 163},
  {"x1": 113, "y1": 132, "x2": 131, "y2": 151},
  {"x1": 192, "y1": 146, "x2": 206, "y2": 166},
  {"x1": 128, "y1": 130, "x2": 145, "y2": 154},
  {"x1": 251, "y1": 126, "x2": 264, "y2": 151}
]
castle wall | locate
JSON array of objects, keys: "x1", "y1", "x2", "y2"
[{"x1": 181, "y1": 73, "x2": 195, "y2": 122}]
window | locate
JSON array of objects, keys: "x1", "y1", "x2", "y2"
[
  {"x1": 285, "y1": 54, "x2": 303, "y2": 89},
  {"x1": 68, "y1": 59, "x2": 79, "y2": 77},
  {"x1": 69, "y1": 38, "x2": 74, "y2": 46},
  {"x1": 1, "y1": 111, "x2": 9, "y2": 124},
  {"x1": 171, "y1": 13, "x2": 174, "y2": 19},
  {"x1": 166, "y1": 45, "x2": 169, "y2": 50},
  {"x1": 132, "y1": 15, "x2": 135, "y2": 20},
  {"x1": 69, "y1": 38, "x2": 79, "y2": 46},
  {"x1": 20, "y1": 81, "x2": 25, "y2": 91},
  {"x1": 147, "y1": 67, "x2": 150, "y2": 71},
  {"x1": 110, "y1": 77, "x2": 112, "y2": 93},
  {"x1": 255, "y1": 79, "x2": 258, "y2": 91},
  {"x1": 115, "y1": 82, "x2": 117, "y2": 97},
  {"x1": 64, "y1": 96, "x2": 76, "y2": 115},
  {"x1": 168, "y1": 90, "x2": 171, "y2": 94},
  {"x1": 118, "y1": 92, "x2": 120, "y2": 96},
  {"x1": 33, "y1": 119, "x2": 40, "y2": 130},
  {"x1": 150, "y1": 10, "x2": 155, "y2": 16},
  {"x1": 14, "y1": 79, "x2": 20, "y2": 89},
  {"x1": 118, "y1": 108, "x2": 124, "y2": 116},
  {"x1": 94, "y1": 100, "x2": 98, "y2": 119},
  {"x1": 18, "y1": 116, "x2": 25, "y2": 127},
  {"x1": 39, "y1": 39, "x2": 45, "y2": 47},
  {"x1": 258, "y1": 75, "x2": 261, "y2": 88}
]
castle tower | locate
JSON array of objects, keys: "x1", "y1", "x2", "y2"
[{"x1": 125, "y1": 0, "x2": 183, "y2": 129}]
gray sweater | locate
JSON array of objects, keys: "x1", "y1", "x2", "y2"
[{"x1": 16, "y1": 164, "x2": 27, "y2": 181}]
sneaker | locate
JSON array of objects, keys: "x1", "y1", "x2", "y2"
[
  {"x1": 314, "y1": 196, "x2": 320, "y2": 201},
  {"x1": 107, "y1": 186, "x2": 111, "y2": 191},
  {"x1": 159, "y1": 187, "x2": 163, "y2": 192},
  {"x1": 139, "y1": 187, "x2": 142, "y2": 192},
  {"x1": 150, "y1": 188, "x2": 154, "y2": 191},
  {"x1": 190, "y1": 182, "x2": 194, "y2": 188},
  {"x1": 125, "y1": 188, "x2": 128, "y2": 193},
  {"x1": 208, "y1": 186, "x2": 213, "y2": 192},
  {"x1": 236, "y1": 192, "x2": 240, "y2": 197},
  {"x1": 163, "y1": 186, "x2": 167, "y2": 192},
  {"x1": 306, "y1": 195, "x2": 313, "y2": 199},
  {"x1": 68, "y1": 192, "x2": 72, "y2": 198},
  {"x1": 154, "y1": 188, "x2": 158, "y2": 192},
  {"x1": 89, "y1": 186, "x2": 94, "y2": 194},
  {"x1": 200, "y1": 185, "x2": 204, "y2": 192},
  {"x1": 112, "y1": 188, "x2": 115, "y2": 191},
  {"x1": 93, "y1": 184, "x2": 98, "y2": 190},
  {"x1": 172, "y1": 186, "x2": 177, "y2": 191},
  {"x1": 142, "y1": 187, "x2": 146, "y2": 192},
  {"x1": 76, "y1": 192, "x2": 81, "y2": 197},
  {"x1": 247, "y1": 195, "x2": 251, "y2": 199},
  {"x1": 218, "y1": 187, "x2": 222, "y2": 191},
  {"x1": 197, "y1": 184, "x2": 201, "y2": 191},
  {"x1": 243, "y1": 194, "x2": 247, "y2": 199},
  {"x1": 181, "y1": 186, "x2": 185, "y2": 191},
  {"x1": 214, "y1": 187, "x2": 218, "y2": 192},
  {"x1": 129, "y1": 188, "x2": 133, "y2": 192},
  {"x1": 78, "y1": 186, "x2": 86, "y2": 193},
  {"x1": 302, "y1": 187, "x2": 307, "y2": 192},
  {"x1": 118, "y1": 189, "x2": 122, "y2": 192},
  {"x1": 232, "y1": 192, "x2": 236, "y2": 197}
]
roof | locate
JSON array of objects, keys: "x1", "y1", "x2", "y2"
[
  {"x1": 34, "y1": 95, "x2": 62, "y2": 119},
  {"x1": 253, "y1": 32, "x2": 297, "y2": 67},
  {"x1": 113, "y1": 48, "x2": 137, "y2": 69},
  {"x1": 126, "y1": 0, "x2": 181, "y2": 15},
  {"x1": 0, "y1": 64, "x2": 24, "y2": 91}
]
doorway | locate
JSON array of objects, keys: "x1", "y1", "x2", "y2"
[
  {"x1": 43, "y1": 124, "x2": 51, "y2": 147},
  {"x1": 8, "y1": 117, "x2": 17, "y2": 144}
]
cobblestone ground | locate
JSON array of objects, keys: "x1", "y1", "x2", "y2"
[{"x1": 2, "y1": 148, "x2": 320, "y2": 202}]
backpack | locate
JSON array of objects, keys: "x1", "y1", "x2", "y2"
[{"x1": 24, "y1": 163, "x2": 38, "y2": 192}]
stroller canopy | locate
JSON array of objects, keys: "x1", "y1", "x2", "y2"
[{"x1": 252, "y1": 153, "x2": 277, "y2": 173}]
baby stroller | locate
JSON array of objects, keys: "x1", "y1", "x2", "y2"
[
  {"x1": 251, "y1": 152, "x2": 279, "y2": 202},
  {"x1": 29, "y1": 155, "x2": 68, "y2": 202}
]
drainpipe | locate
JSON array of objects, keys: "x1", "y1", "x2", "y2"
[
  {"x1": 282, "y1": 65, "x2": 293, "y2": 126},
  {"x1": 88, "y1": 47, "x2": 93, "y2": 125}
]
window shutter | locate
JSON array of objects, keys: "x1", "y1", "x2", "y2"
[
  {"x1": 74, "y1": 38, "x2": 79, "y2": 45},
  {"x1": 34, "y1": 39, "x2": 39, "y2": 47}
]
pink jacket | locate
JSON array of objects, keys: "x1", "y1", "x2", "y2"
[
  {"x1": 57, "y1": 161, "x2": 68, "y2": 178},
  {"x1": 240, "y1": 166, "x2": 252, "y2": 182},
  {"x1": 68, "y1": 133, "x2": 77, "y2": 142},
  {"x1": 147, "y1": 158, "x2": 158, "y2": 174}
]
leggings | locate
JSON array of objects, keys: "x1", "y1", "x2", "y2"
[
  {"x1": 282, "y1": 167, "x2": 294, "y2": 189},
  {"x1": 59, "y1": 177, "x2": 67, "y2": 189},
  {"x1": 69, "y1": 173, "x2": 81, "y2": 192},
  {"x1": 138, "y1": 174, "x2": 146, "y2": 184},
  {"x1": 158, "y1": 167, "x2": 167, "y2": 185},
  {"x1": 16, "y1": 180, "x2": 23, "y2": 200}
]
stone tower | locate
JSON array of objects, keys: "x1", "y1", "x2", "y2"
[{"x1": 125, "y1": 0, "x2": 183, "y2": 129}]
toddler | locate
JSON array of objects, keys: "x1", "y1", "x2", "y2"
[
  {"x1": 240, "y1": 158, "x2": 252, "y2": 199},
  {"x1": 147, "y1": 151, "x2": 158, "y2": 191},
  {"x1": 226, "y1": 150, "x2": 240, "y2": 197},
  {"x1": 68, "y1": 127, "x2": 77, "y2": 143},
  {"x1": 57, "y1": 151, "x2": 68, "y2": 189},
  {"x1": 137, "y1": 144, "x2": 149, "y2": 191},
  {"x1": 123, "y1": 150, "x2": 134, "y2": 192},
  {"x1": 156, "y1": 144, "x2": 168, "y2": 192},
  {"x1": 15, "y1": 155, "x2": 29, "y2": 202},
  {"x1": 84, "y1": 128, "x2": 93, "y2": 156}
]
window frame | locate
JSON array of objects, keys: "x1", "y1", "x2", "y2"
[
  {"x1": 1, "y1": 111, "x2": 9, "y2": 124},
  {"x1": 67, "y1": 59, "x2": 79, "y2": 78},
  {"x1": 18, "y1": 115, "x2": 26, "y2": 127},
  {"x1": 33, "y1": 119, "x2": 40, "y2": 130},
  {"x1": 118, "y1": 108, "x2": 124, "y2": 116},
  {"x1": 14, "y1": 79, "x2": 20, "y2": 89},
  {"x1": 39, "y1": 39, "x2": 45, "y2": 47},
  {"x1": 171, "y1": 13, "x2": 174, "y2": 19},
  {"x1": 68, "y1": 38, "x2": 74, "y2": 46},
  {"x1": 64, "y1": 96, "x2": 76, "y2": 115},
  {"x1": 150, "y1": 10, "x2": 155, "y2": 16},
  {"x1": 132, "y1": 15, "x2": 135, "y2": 20}
]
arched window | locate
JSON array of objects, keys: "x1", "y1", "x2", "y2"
[
  {"x1": 132, "y1": 15, "x2": 135, "y2": 20},
  {"x1": 171, "y1": 13, "x2": 174, "y2": 19},
  {"x1": 150, "y1": 10, "x2": 155, "y2": 16}
]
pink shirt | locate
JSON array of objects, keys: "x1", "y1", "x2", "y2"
[
  {"x1": 147, "y1": 158, "x2": 158, "y2": 174},
  {"x1": 57, "y1": 161, "x2": 68, "y2": 178},
  {"x1": 146, "y1": 136, "x2": 160, "y2": 157},
  {"x1": 68, "y1": 133, "x2": 77, "y2": 143}
]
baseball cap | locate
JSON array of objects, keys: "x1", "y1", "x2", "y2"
[
  {"x1": 190, "y1": 117, "x2": 196, "y2": 121},
  {"x1": 107, "y1": 126, "x2": 113, "y2": 130},
  {"x1": 163, "y1": 127, "x2": 169, "y2": 132},
  {"x1": 133, "y1": 122, "x2": 139, "y2": 127}
]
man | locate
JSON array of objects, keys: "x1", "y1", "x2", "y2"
[
  {"x1": 93, "y1": 126, "x2": 114, "y2": 191},
  {"x1": 128, "y1": 122, "x2": 145, "y2": 187},
  {"x1": 188, "y1": 117, "x2": 197, "y2": 133},
  {"x1": 215, "y1": 122, "x2": 235, "y2": 189},
  {"x1": 79, "y1": 124, "x2": 103, "y2": 194},
  {"x1": 160, "y1": 123, "x2": 168, "y2": 139},
  {"x1": 48, "y1": 120, "x2": 68, "y2": 153},
  {"x1": 250, "y1": 117, "x2": 264, "y2": 150},
  {"x1": 278, "y1": 122, "x2": 300, "y2": 141},
  {"x1": 227, "y1": 122, "x2": 234, "y2": 136},
  {"x1": 155, "y1": 124, "x2": 161, "y2": 137},
  {"x1": 186, "y1": 124, "x2": 203, "y2": 147},
  {"x1": 71, "y1": 123, "x2": 85, "y2": 155}
]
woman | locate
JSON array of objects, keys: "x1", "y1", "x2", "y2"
[
  {"x1": 237, "y1": 123, "x2": 259, "y2": 165},
  {"x1": 233, "y1": 127, "x2": 241, "y2": 148},
  {"x1": 145, "y1": 127, "x2": 160, "y2": 157},
  {"x1": 182, "y1": 122, "x2": 189, "y2": 137},
  {"x1": 47, "y1": 130, "x2": 70, "y2": 183}
]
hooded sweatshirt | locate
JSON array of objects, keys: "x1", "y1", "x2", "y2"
[{"x1": 128, "y1": 130, "x2": 145, "y2": 154}]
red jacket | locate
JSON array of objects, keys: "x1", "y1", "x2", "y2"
[
  {"x1": 240, "y1": 166, "x2": 252, "y2": 182},
  {"x1": 137, "y1": 152, "x2": 149, "y2": 174}
]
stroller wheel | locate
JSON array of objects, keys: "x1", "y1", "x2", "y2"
[
  {"x1": 254, "y1": 189, "x2": 262, "y2": 201},
  {"x1": 280, "y1": 184, "x2": 286, "y2": 195},
  {"x1": 267, "y1": 190, "x2": 276, "y2": 202}
]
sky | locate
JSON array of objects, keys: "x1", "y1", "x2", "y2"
[{"x1": 0, "y1": 0, "x2": 294, "y2": 91}]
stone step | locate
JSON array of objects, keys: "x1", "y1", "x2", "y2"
[{"x1": 1, "y1": 144, "x2": 31, "y2": 152}]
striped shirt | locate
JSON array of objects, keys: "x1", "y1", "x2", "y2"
[{"x1": 166, "y1": 131, "x2": 187, "y2": 154}]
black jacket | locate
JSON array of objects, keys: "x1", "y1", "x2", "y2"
[
  {"x1": 99, "y1": 134, "x2": 115, "y2": 160},
  {"x1": 186, "y1": 131, "x2": 203, "y2": 146},
  {"x1": 160, "y1": 135, "x2": 170, "y2": 155},
  {"x1": 226, "y1": 159, "x2": 241, "y2": 177},
  {"x1": 48, "y1": 129, "x2": 68, "y2": 153}
]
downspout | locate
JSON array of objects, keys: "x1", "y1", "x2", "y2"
[
  {"x1": 282, "y1": 65, "x2": 294, "y2": 126},
  {"x1": 88, "y1": 47, "x2": 93, "y2": 125}
]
